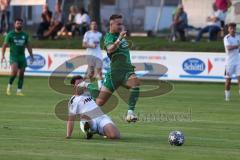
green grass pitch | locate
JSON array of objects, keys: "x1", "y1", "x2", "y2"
[{"x1": 0, "y1": 76, "x2": 240, "y2": 160}]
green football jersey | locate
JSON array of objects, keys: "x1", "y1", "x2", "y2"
[
  {"x1": 4, "y1": 31, "x2": 29, "y2": 60},
  {"x1": 104, "y1": 32, "x2": 134, "y2": 70}
]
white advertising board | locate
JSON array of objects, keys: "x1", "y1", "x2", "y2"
[{"x1": 0, "y1": 49, "x2": 234, "y2": 83}]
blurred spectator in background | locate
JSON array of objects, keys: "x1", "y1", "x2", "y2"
[
  {"x1": 75, "y1": 7, "x2": 90, "y2": 36},
  {"x1": 44, "y1": 4, "x2": 63, "y2": 39},
  {"x1": 57, "y1": 5, "x2": 77, "y2": 38},
  {"x1": 170, "y1": 4, "x2": 188, "y2": 41},
  {"x1": 82, "y1": 21, "x2": 103, "y2": 89},
  {"x1": 215, "y1": 0, "x2": 232, "y2": 28},
  {"x1": 194, "y1": 3, "x2": 221, "y2": 42},
  {"x1": 35, "y1": 4, "x2": 52, "y2": 39},
  {"x1": 0, "y1": 0, "x2": 11, "y2": 35}
]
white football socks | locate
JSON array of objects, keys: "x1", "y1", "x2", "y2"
[
  {"x1": 225, "y1": 90, "x2": 231, "y2": 101},
  {"x1": 7, "y1": 84, "x2": 11, "y2": 91},
  {"x1": 17, "y1": 89, "x2": 22, "y2": 93},
  {"x1": 128, "y1": 110, "x2": 134, "y2": 115}
]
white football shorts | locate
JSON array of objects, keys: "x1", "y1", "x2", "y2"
[{"x1": 225, "y1": 64, "x2": 240, "y2": 78}]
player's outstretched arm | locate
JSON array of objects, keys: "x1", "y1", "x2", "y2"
[{"x1": 66, "y1": 115, "x2": 75, "y2": 139}]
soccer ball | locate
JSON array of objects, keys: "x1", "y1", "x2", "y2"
[{"x1": 168, "y1": 131, "x2": 185, "y2": 146}]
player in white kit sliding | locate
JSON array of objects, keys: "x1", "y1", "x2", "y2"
[
  {"x1": 223, "y1": 22, "x2": 240, "y2": 101},
  {"x1": 83, "y1": 21, "x2": 103, "y2": 89},
  {"x1": 66, "y1": 75, "x2": 120, "y2": 139}
]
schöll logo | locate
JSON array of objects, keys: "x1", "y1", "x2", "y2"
[
  {"x1": 27, "y1": 54, "x2": 46, "y2": 70},
  {"x1": 182, "y1": 58, "x2": 205, "y2": 75}
]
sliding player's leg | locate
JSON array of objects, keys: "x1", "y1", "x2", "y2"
[
  {"x1": 99, "y1": 115, "x2": 120, "y2": 139},
  {"x1": 103, "y1": 123, "x2": 120, "y2": 139},
  {"x1": 80, "y1": 121, "x2": 93, "y2": 139},
  {"x1": 80, "y1": 115, "x2": 120, "y2": 140}
]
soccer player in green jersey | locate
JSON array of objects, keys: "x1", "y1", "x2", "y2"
[
  {"x1": 1, "y1": 18, "x2": 34, "y2": 96},
  {"x1": 79, "y1": 14, "x2": 140, "y2": 122}
]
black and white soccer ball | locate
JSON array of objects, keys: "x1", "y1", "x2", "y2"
[{"x1": 168, "y1": 131, "x2": 185, "y2": 146}]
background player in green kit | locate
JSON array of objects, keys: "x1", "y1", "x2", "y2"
[
  {"x1": 1, "y1": 18, "x2": 34, "y2": 96},
  {"x1": 79, "y1": 14, "x2": 140, "y2": 123}
]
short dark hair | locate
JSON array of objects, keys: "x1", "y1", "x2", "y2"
[
  {"x1": 109, "y1": 14, "x2": 123, "y2": 21},
  {"x1": 70, "y1": 75, "x2": 83, "y2": 85},
  {"x1": 227, "y1": 22, "x2": 237, "y2": 28},
  {"x1": 15, "y1": 18, "x2": 23, "y2": 23}
]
